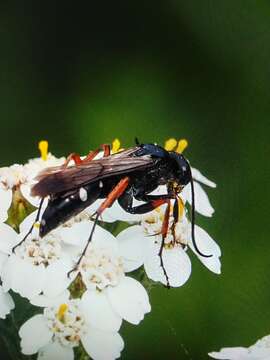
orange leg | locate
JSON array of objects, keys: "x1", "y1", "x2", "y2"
[
  {"x1": 68, "y1": 177, "x2": 130, "y2": 278},
  {"x1": 102, "y1": 144, "x2": 111, "y2": 157},
  {"x1": 158, "y1": 200, "x2": 171, "y2": 288},
  {"x1": 97, "y1": 176, "x2": 130, "y2": 215},
  {"x1": 62, "y1": 144, "x2": 111, "y2": 169}
]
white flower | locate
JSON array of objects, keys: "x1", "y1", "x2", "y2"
[
  {"x1": 0, "y1": 142, "x2": 65, "y2": 214},
  {"x1": 22, "y1": 150, "x2": 65, "y2": 207},
  {"x1": 182, "y1": 167, "x2": 216, "y2": 217},
  {"x1": 117, "y1": 204, "x2": 221, "y2": 287},
  {"x1": 0, "y1": 164, "x2": 30, "y2": 218},
  {"x1": 209, "y1": 335, "x2": 270, "y2": 359},
  {"x1": 19, "y1": 299, "x2": 124, "y2": 360},
  {"x1": 0, "y1": 285, "x2": 15, "y2": 319},
  {"x1": 0, "y1": 211, "x2": 82, "y2": 303},
  {"x1": 66, "y1": 222, "x2": 151, "y2": 329}
]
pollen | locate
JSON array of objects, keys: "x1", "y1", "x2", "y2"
[
  {"x1": 164, "y1": 138, "x2": 177, "y2": 151},
  {"x1": 176, "y1": 139, "x2": 188, "y2": 153},
  {"x1": 178, "y1": 197, "x2": 185, "y2": 218},
  {"x1": 33, "y1": 222, "x2": 40, "y2": 229},
  {"x1": 57, "y1": 303, "x2": 68, "y2": 321},
  {"x1": 112, "y1": 138, "x2": 121, "y2": 153},
  {"x1": 38, "y1": 140, "x2": 49, "y2": 161}
]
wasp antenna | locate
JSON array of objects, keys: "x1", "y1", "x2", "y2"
[
  {"x1": 190, "y1": 168, "x2": 212, "y2": 258},
  {"x1": 135, "y1": 137, "x2": 140, "y2": 146}
]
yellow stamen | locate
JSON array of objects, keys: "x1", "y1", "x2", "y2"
[
  {"x1": 34, "y1": 222, "x2": 40, "y2": 229},
  {"x1": 178, "y1": 198, "x2": 185, "y2": 218},
  {"x1": 164, "y1": 138, "x2": 177, "y2": 151},
  {"x1": 57, "y1": 303, "x2": 68, "y2": 321},
  {"x1": 176, "y1": 139, "x2": 188, "y2": 153},
  {"x1": 112, "y1": 138, "x2": 121, "y2": 153},
  {"x1": 38, "y1": 140, "x2": 49, "y2": 161}
]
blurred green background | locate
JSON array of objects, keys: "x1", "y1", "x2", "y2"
[{"x1": 1, "y1": 1, "x2": 270, "y2": 359}]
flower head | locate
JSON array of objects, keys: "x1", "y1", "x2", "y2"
[
  {"x1": 117, "y1": 201, "x2": 221, "y2": 287},
  {"x1": 209, "y1": 335, "x2": 270, "y2": 360},
  {"x1": 68, "y1": 223, "x2": 151, "y2": 328},
  {"x1": 19, "y1": 299, "x2": 124, "y2": 360}
]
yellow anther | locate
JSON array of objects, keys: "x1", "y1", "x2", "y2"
[
  {"x1": 176, "y1": 139, "x2": 188, "y2": 153},
  {"x1": 178, "y1": 198, "x2": 185, "y2": 218},
  {"x1": 112, "y1": 138, "x2": 121, "y2": 153},
  {"x1": 164, "y1": 138, "x2": 177, "y2": 151},
  {"x1": 57, "y1": 303, "x2": 68, "y2": 321},
  {"x1": 34, "y1": 222, "x2": 40, "y2": 229},
  {"x1": 38, "y1": 140, "x2": 49, "y2": 161}
]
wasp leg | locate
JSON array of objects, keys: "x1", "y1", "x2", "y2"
[
  {"x1": 102, "y1": 144, "x2": 111, "y2": 157},
  {"x1": 67, "y1": 177, "x2": 130, "y2": 278},
  {"x1": 61, "y1": 149, "x2": 100, "y2": 168},
  {"x1": 12, "y1": 198, "x2": 45, "y2": 253},
  {"x1": 62, "y1": 144, "x2": 111, "y2": 169},
  {"x1": 118, "y1": 192, "x2": 172, "y2": 287},
  {"x1": 159, "y1": 200, "x2": 171, "y2": 288}
]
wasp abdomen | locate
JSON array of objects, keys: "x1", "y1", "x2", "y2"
[{"x1": 39, "y1": 182, "x2": 101, "y2": 237}]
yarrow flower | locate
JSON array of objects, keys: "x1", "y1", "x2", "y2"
[
  {"x1": 0, "y1": 285, "x2": 14, "y2": 319},
  {"x1": 0, "y1": 211, "x2": 82, "y2": 303},
  {"x1": 209, "y1": 335, "x2": 270, "y2": 359},
  {"x1": 117, "y1": 202, "x2": 221, "y2": 287},
  {"x1": 65, "y1": 221, "x2": 151, "y2": 329},
  {"x1": 19, "y1": 299, "x2": 124, "y2": 360},
  {"x1": 0, "y1": 140, "x2": 65, "y2": 219},
  {"x1": 0, "y1": 137, "x2": 220, "y2": 359}
]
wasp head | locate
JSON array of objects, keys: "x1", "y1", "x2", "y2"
[{"x1": 168, "y1": 152, "x2": 191, "y2": 187}]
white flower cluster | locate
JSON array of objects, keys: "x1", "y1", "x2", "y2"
[
  {"x1": 209, "y1": 335, "x2": 270, "y2": 359},
  {"x1": 0, "y1": 139, "x2": 220, "y2": 359}
]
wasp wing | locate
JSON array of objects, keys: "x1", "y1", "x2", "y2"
[{"x1": 31, "y1": 148, "x2": 153, "y2": 197}]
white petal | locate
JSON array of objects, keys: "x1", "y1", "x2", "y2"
[
  {"x1": 91, "y1": 223, "x2": 119, "y2": 254},
  {"x1": 0, "y1": 252, "x2": 8, "y2": 276},
  {"x1": 144, "y1": 242, "x2": 192, "y2": 287},
  {"x1": 19, "y1": 210, "x2": 38, "y2": 233},
  {"x1": 107, "y1": 276, "x2": 151, "y2": 325},
  {"x1": 30, "y1": 290, "x2": 70, "y2": 307},
  {"x1": 81, "y1": 290, "x2": 122, "y2": 332},
  {"x1": 85, "y1": 200, "x2": 116, "y2": 223},
  {"x1": 0, "y1": 286, "x2": 15, "y2": 319},
  {"x1": 81, "y1": 327, "x2": 124, "y2": 360},
  {"x1": 189, "y1": 225, "x2": 221, "y2": 274},
  {"x1": 2, "y1": 255, "x2": 46, "y2": 299},
  {"x1": 117, "y1": 225, "x2": 146, "y2": 272},
  {"x1": 249, "y1": 335, "x2": 270, "y2": 358},
  {"x1": 19, "y1": 201, "x2": 47, "y2": 233},
  {"x1": 43, "y1": 258, "x2": 73, "y2": 298},
  {"x1": 0, "y1": 188, "x2": 12, "y2": 222},
  {"x1": 38, "y1": 342, "x2": 74, "y2": 360},
  {"x1": 209, "y1": 347, "x2": 249, "y2": 359},
  {"x1": 181, "y1": 181, "x2": 215, "y2": 217},
  {"x1": 21, "y1": 183, "x2": 41, "y2": 207},
  {"x1": 19, "y1": 314, "x2": 52, "y2": 355},
  {"x1": 59, "y1": 221, "x2": 91, "y2": 246},
  {"x1": 60, "y1": 221, "x2": 118, "y2": 255},
  {"x1": 0, "y1": 223, "x2": 19, "y2": 254},
  {"x1": 191, "y1": 167, "x2": 216, "y2": 188},
  {"x1": 104, "y1": 202, "x2": 143, "y2": 223}
]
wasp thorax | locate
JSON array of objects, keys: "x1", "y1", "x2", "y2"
[{"x1": 79, "y1": 245, "x2": 124, "y2": 290}]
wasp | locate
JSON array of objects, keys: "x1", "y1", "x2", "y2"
[{"x1": 15, "y1": 141, "x2": 212, "y2": 286}]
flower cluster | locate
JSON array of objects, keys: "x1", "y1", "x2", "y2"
[
  {"x1": 209, "y1": 335, "x2": 270, "y2": 359},
  {"x1": 0, "y1": 139, "x2": 220, "y2": 359}
]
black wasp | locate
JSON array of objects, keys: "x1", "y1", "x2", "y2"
[{"x1": 15, "y1": 140, "x2": 212, "y2": 286}]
